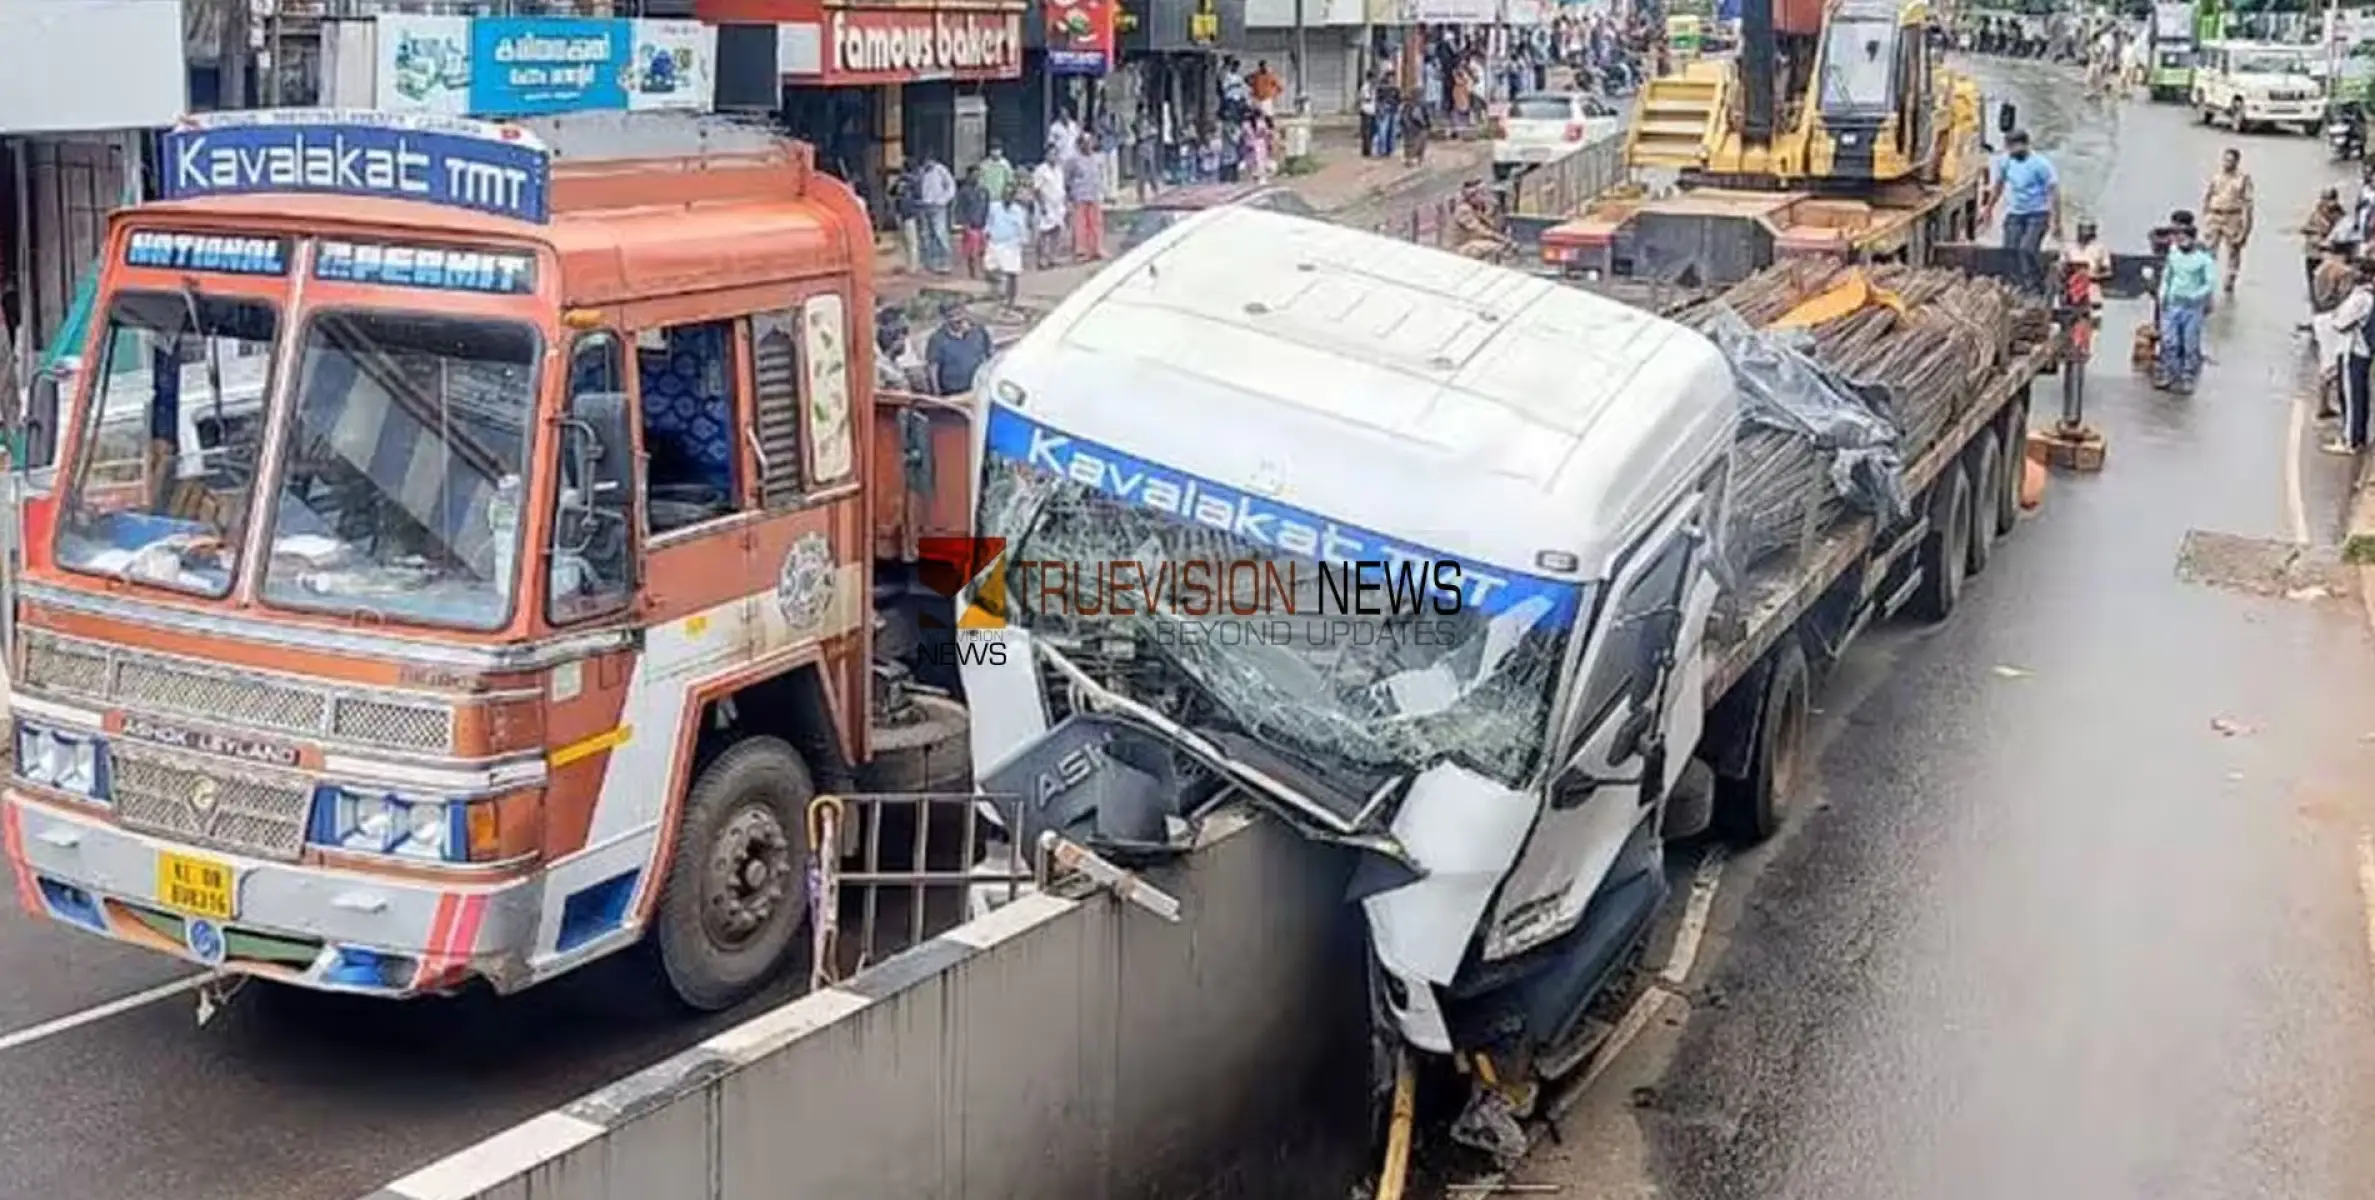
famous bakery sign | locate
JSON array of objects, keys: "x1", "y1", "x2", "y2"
[{"x1": 823, "y1": 6, "x2": 1023, "y2": 84}]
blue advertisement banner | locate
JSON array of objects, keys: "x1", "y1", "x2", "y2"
[
  {"x1": 471, "y1": 18, "x2": 628, "y2": 116},
  {"x1": 123, "y1": 230, "x2": 291, "y2": 277},
  {"x1": 316, "y1": 240, "x2": 537, "y2": 295},
  {"x1": 160, "y1": 113, "x2": 552, "y2": 224},
  {"x1": 982, "y1": 404, "x2": 1583, "y2": 622}
]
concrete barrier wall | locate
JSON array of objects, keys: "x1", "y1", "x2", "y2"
[{"x1": 364, "y1": 808, "x2": 1376, "y2": 1200}]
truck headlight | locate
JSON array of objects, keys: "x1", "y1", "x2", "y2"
[
  {"x1": 309, "y1": 787, "x2": 499, "y2": 864},
  {"x1": 14, "y1": 720, "x2": 107, "y2": 803}
]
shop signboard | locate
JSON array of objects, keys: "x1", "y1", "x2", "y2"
[
  {"x1": 376, "y1": 14, "x2": 472, "y2": 117},
  {"x1": 1045, "y1": 0, "x2": 1117, "y2": 75},
  {"x1": 374, "y1": 15, "x2": 716, "y2": 118},
  {"x1": 1408, "y1": 0, "x2": 1495, "y2": 22},
  {"x1": 818, "y1": 7, "x2": 1024, "y2": 85},
  {"x1": 471, "y1": 18, "x2": 629, "y2": 115}
]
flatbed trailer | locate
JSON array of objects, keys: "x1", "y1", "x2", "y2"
[{"x1": 1686, "y1": 333, "x2": 2057, "y2": 837}]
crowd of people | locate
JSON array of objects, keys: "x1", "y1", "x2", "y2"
[
  {"x1": 1355, "y1": 14, "x2": 1655, "y2": 162},
  {"x1": 1983, "y1": 121, "x2": 2371, "y2": 452}
]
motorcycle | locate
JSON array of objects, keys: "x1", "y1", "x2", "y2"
[{"x1": 2329, "y1": 102, "x2": 2364, "y2": 162}]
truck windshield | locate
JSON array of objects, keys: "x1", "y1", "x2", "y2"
[
  {"x1": 54, "y1": 291, "x2": 278, "y2": 597},
  {"x1": 259, "y1": 311, "x2": 538, "y2": 630},
  {"x1": 978, "y1": 427, "x2": 1580, "y2": 791}
]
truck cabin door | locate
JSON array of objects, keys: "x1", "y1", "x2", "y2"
[
  {"x1": 1482, "y1": 494, "x2": 1709, "y2": 960},
  {"x1": 549, "y1": 332, "x2": 640, "y2": 627}
]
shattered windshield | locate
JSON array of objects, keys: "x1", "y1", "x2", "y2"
[
  {"x1": 977, "y1": 409, "x2": 1581, "y2": 790},
  {"x1": 260, "y1": 311, "x2": 537, "y2": 630},
  {"x1": 55, "y1": 292, "x2": 278, "y2": 597}
]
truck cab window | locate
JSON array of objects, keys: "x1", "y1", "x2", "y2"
[
  {"x1": 1573, "y1": 531, "x2": 1694, "y2": 741},
  {"x1": 550, "y1": 333, "x2": 635, "y2": 624},
  {"x1": 52, "y1": 292, "x2": 278, "y2": 597},
  {"x1": 637, "y1": 320, "x2": 741, "y2": 533}
]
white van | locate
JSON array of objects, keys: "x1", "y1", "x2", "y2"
[{"x1": 2193, "y1": 40, "x2": 2324, "y2": 132}]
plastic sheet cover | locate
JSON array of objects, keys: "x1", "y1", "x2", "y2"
[{"x1": 1704, "y1": 307, "x2": 1911, "y2": 524}]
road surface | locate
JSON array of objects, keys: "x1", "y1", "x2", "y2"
[{"x1": 1523, "y1": 57, "x2": 2375, "y2": 1200}]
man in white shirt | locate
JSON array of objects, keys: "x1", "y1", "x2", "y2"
[
  {"x1": 1031, "y1": 157, "x2": 1068, "y2": 268},
  {"x1": 1047, "y1": 112, "x2": 1081, "y2": 166},
  {"x1": 914, "y1": 154, "x2": 956, "y2": 275},
  {"x1": 2324, "y1": 261, "x2": 2375, "y2": 454}
]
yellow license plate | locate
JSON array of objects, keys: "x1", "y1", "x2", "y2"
[{"x1": 156, "y1": 851, "x2": 236, "y2": 921}]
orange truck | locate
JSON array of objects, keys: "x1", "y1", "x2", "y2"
[{"x1": 0, "y1": 110, "x2": 978, "y2": 1010}]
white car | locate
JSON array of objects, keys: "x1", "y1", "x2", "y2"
[
  {"x1": 1491, "y1": 92, "x2": 1621, "y2": 173},
  {"x1": 2193, "y1": 40, "x2": 2324, "y2": 133}
]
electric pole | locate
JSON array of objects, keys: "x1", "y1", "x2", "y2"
[{"x1": 1294, "y1": 0, "x2": 1310, "y2": 114}]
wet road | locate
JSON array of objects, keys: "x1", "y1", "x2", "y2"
[
  {"x1": 1637, "y1": 59, "x2": 2375, "y2": 1199},
  {"x1": 0, "y1": 908, "x2": 821, "y2": 1200}
]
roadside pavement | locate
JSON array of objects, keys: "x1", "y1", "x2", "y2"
[{"x1": 876, "y1": 125, "x2": 1493, "y2": 321}]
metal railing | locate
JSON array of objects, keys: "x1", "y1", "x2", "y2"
[
  {"x1": 1371, "y1": 132, "x2": 1628, "y2": 250},
  {"x1": 803, "y1": 791, "x2": 1183, "y2": 991}
]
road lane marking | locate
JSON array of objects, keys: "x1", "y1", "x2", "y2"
[
  {"x1": 2356, "y1": 831, "x2": 2375, "y2": 987},
  {"x1": 1661, "y1": 846, "x2": 1727, "y2": 987},
  {"x1": 2288, "y1": 389, "x2": 2311, "y2": 546},
  {"x1": 0, "y1": 974, "x2": 207, "y2": 1055}
]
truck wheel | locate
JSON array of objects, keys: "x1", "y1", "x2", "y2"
[
  {"x1": 1714, "y1": 639, "x2": 1809, "y2": 844},
  {"x1": 1909, "y1": 462, "x2": 1971, "y2": 623},
  {"x1": 1996, "y1": 397, "x2": 2028, "y2": 537},
  {"x1": 1966, "y1": 429, "x2": 2001, "y2": 577},
  {"x1": 648, "y1": 736, "x2": 815, "y2": 1012}
]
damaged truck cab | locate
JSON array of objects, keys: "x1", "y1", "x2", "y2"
[
  {"x1": 2, "y1": 110, "x2": 971, "y2": 1010},
  {"x1": 957, "y1": 206, "x2": 1739, "y2": 1074}
]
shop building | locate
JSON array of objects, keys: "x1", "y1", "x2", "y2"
[
  {"x1": 0, "y1": 0, "x2": 186, "y2": 380},
  {"x1": 699, "y1": 0, "x2": 1028, "y2": 227},
  {"x1": 1110, "y1": 0, "x2": 1244, "y2": 143},
  {"x1": 1236, "y1": 0, "x2": 1366, "y2": 115}
]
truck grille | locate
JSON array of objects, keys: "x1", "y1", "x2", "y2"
[
  {"x1": 110, "y1": 744, "x2": 313, "y2": 861},
  {"x1": 20, "y1": 631, "x2": 457, "y2": 753}
]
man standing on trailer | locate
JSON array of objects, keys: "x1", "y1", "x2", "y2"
[
  {"x1": 1984, "y1": 130, "x2": 2061, "y2": 293},
  {"x1": 2200, "y1": 147, "x2": 2255, "y2": 296}
]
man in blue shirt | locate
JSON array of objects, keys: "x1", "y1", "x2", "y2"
[
  {"x1": 2157, "y1": 216, "x2": 2219, "y2": 393},
  {"x1": 1984, "y1": 130, "x2": 2061, "y2": 292}
]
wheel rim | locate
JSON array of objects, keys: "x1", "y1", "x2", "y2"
[
  {"x1": 1772, "y1": 678, "x2": 1808, "y2": 806},
  {"x1": 1945, "y1": 484, "x2": 1970, "y2": 596},
  {"x1": 702, "y1": 802, "x2": 794, "y2": 950},
  {"x1": 1976, "y1": 446, "x2": 1999, "y2": 545}
]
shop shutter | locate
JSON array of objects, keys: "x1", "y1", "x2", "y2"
[{"x1": 1239, "y1": 29, "x2": 1354, "y2": 115}]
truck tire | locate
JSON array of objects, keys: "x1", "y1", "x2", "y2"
[
  {"x1": 1909, "y1": 462, "x2": 1971, "y2": 623},
  {"x1": 1996, "y1": 397, "x2": 2027, "y2": 537},
  {"x1": 1966, "y1": 429, "x2": 2001, "y2": 577},
  {"x1": 648, "y1": 736, "x2": 815, "y2": 1012},
  {"x1": 1714, "y1": 639, "x2": 1809, "y2": 845}
]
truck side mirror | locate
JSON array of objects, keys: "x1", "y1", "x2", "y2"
[
  {"x1": 553, "y1": 391, "x2": 633, "y2": 560},
  {"x1": 1997, "y1": 101, "x2": 2018, "y2": 134},
  {"x1": 21, "y1": 368, "x2": 63, "y2": 473}
]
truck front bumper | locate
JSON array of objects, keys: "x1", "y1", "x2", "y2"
[{"x1": 1, "y1": 790, "x2": 541, "y2": 997}]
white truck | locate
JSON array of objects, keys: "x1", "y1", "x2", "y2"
[{"x1": 955, "y1": 207, "x2": 2052, "y2": 1156}]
